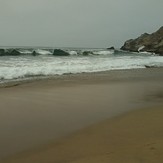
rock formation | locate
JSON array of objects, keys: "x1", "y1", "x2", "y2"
[
  {"x1": 82, "y1": 51, "x2": 93, "y2": 56},
  {"x1": 107, "y1": 46, "x2": 115, "y2": 50},
  {"x1": 32, "y1": 51, "x2": 39, "y2": 56},
  {"x1": 0, "y1": 49, "x2": 5, "y2": 56},
  {"x1": 53, "y1": 49, "x2": 70, "y2": 56},
  {"x1": 9, "y1": 49, "x2": 21, "y2": 56},
  {"x1": 0, "y1": 49, "x2": 21, "y2": 56},
  {"x1": 121, "y1": 26, "x2": 163, "y2": 56}
]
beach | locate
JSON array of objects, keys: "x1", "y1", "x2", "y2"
[{"x1": 0, "y1": 68, "x2": 163, "y2": 163}]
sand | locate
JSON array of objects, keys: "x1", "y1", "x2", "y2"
[
  {"x1": 2, "y1": 106, "x2": 163, "y2": 163},
  {"x1": 0, "y1": 68, "x2": 163, "y2": 162}
]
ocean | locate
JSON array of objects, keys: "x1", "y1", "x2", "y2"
[{"x1": 0, "y1": 47, "x2": 163, "y2": 84}]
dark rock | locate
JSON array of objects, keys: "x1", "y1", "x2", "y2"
[
  {"x1": 107, "y1": 46, "x2": 115, "y2": 50},
  {"x1": 32, "y1": 51, "x2": 39, "y2": 56},
  {"x1": 82, "y1": 51, "x2": 93, "y2": 56},
  {"x1": 10, "y1": 49, "x2": 21, "y2": 56},
  {"x1": 144, "y1": 65, "x2": 163, "y2": 68},
  {"x1": 0, "y1": 49, "x2": 21, "y2": 56},
  {"x1": 0, "y1": 49, "x2": 6, "y2": 56},
  {"x1": 121, "y1": 26, "x2": 163, "y2": 55},
  {"x1": 145, "y1": 65, "x2": 157, "y2": 68},
  {"x1": 53, "y1": 49, "x2": 69, "y2": 56}
]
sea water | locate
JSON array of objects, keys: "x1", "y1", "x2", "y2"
[{"x1": 0, "y1": 48, "x2": 163, "y2": 83}]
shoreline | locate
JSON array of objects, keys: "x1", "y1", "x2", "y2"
[
  {"x1": 0, "y1": 68, "x2": 163, "y2": 162},
  {"x1": 1, "y1": 67, "x2": 163, "y2": 88}
]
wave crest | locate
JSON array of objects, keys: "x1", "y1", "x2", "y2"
[{"x1": 0, "y1": 48, "x2": 115, "y2": 57}]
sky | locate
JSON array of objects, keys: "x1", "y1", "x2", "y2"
[{"x1": 0, "y1": 0, "x2": 162, "y2": 48}]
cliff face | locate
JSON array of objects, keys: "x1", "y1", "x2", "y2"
[{"x1": 121, "y1": 26, "x2": 163, "y2": 55}]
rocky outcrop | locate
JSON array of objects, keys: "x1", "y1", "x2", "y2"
[
  {"x1": 0, "y1": 49, "x2": 5, "y2": 56},
  {"x1": 82, "y1": 51, "x2": 93, "y2": 56},
  {"x1": 9, "y1": 49, "x2": 21, "y2": 56},
  {"x1": 121, "y1": 26, "x2": 163, "y2": 55},
  {"x1": 107, "y1": 46, "x2": 115, "y2": 50},
  {"x1": 32, "y1": 51, "x2": 39, "y2": 56},
  {"x1": 0, "y1": 49, "x2": 21, "y2": 56},
  {"x1": 53, "y1": 49, "x2": 69, "y2": 56}
]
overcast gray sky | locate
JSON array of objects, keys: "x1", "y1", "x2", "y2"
[{"x1": 0, "y1": 0, "x2": 162, "y2": 48}]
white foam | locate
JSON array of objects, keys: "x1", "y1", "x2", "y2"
[
  {"x1": 18, "y1": 50, "x2": 32, "y2": 54},
  {"x1": 93, "y1": 50, "x2": 114, "y2": 55},
  {"x1": 138, "y1": 46, "x2": 145, "y2": 52},
  {"x1": 68, "y1": 51, "x2": 78, "y2": 55},
  {"x1": 35, "y1": 49, "x2": 52, "y2": 55},
  {"x1": 139, "y1": 51, "x2": 155, "y2": 55},
  {"x1": 0, "y1": 52, "x2": 163, "y2": 81}
]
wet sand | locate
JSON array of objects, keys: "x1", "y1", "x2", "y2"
[
  {"x1": 0, "y1": 68, "x2": 163, "y2": 162},
  {"x1": 2, "y1": 106, "x2": 163, "y2": 163}
]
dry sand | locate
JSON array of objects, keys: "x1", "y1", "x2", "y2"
[{"x1": 0, "y1": 68, "x2": 163, "y2": 162}]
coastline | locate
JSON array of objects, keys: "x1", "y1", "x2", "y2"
[
  {"x1": 1, "y1": 67, "x2": 163, "y2": 88},
  {"x1": 0, "y1": 68, "x2": 163, "y2": 162}
]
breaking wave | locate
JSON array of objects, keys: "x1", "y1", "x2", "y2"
[
  {"x1": 0, "y1": 48, "x2": 115, "y2": 56},
  {"x1": 0, "y1": 47, "x2": 162, "y2": 83}
]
